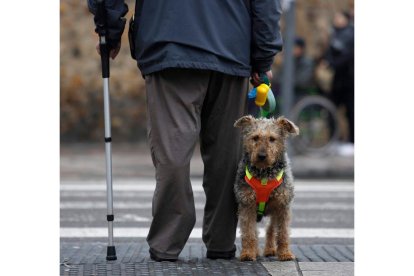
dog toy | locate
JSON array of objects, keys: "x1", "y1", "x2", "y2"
[
  {"x1": 255, "y1": 83, "x2": 270, "y2": 106},
  {"x1": 248, "y1": 74, "x2": 276, "y2": 117}
]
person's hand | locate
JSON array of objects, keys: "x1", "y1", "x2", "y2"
[
  {"x1": 251, "y1": 70, "x2": 273, "y2": 87},
  {"x1": 95, "y1": 41, "x2": 121, "y2": 60}
]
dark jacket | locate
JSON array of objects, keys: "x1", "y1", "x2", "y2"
[
  {"x1": 88, "y1": 0, "x2": 283, "y2": 77},
  {"x1": 326, "y1": 24, "x2": 354, "y2": 104},
  {"x1": 294, "y1": 56, "x2": 315, "y2": 91},
  {"x1": 327, "y1": 25, "x2": 354, "y2": 76}
]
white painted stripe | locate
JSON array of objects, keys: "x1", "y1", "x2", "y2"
[
  {"x1": 291, "y1": 192, "x2": 354, "y2": 199},
  {"x1": 60, "y1": 184, "x2": 163, "y2": 192},
  {"x1": 60, "y1": 201, "x2": 353, "y2": 211},
  {"x1": 60, "y1": 191, "x2": 353, "y2": 199},
  {"x1": 60, "y1": 183, "x2": 353, "y2": 192},
  {"x1": 61, "y1": 179, "x2": 353, "y2": 185},
  {"x1": 62, "y1": 214, "x2": 150, "y2": 222},
  {"x1": 60, "y1": 227, "x2": 354, "y2": 238},
  {"x1": 295, "y1": 185, "x2": 353, "y2": 192},
  {"x1": 295, "y1": 203, "x2": 353, "y2": 211}
]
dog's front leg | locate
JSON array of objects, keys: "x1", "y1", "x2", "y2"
[
  {"x1": 276, "y1": 207, "x2": 295, "y2": 261},
  {"x1": 263, "y1": 213, "x2": 277, "y2": 257},
  {"x1": 239, "y1": 203, "x2": 259, "y2": 261}
]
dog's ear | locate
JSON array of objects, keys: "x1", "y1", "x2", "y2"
[
  {"x1": 275, "y1": 117, "x2": 299, "y2": 136},
  {"x1": 234, "y1": 115, "x2": 255, "y2": 128}
]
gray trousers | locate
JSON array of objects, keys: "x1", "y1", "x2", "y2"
[{"x1": 144, "y1": 68, "x2": 248, "y2": 259}]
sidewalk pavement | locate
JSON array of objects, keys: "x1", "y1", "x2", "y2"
[
  {"x1": 60, "y1": 242, "x2": 354, "y2": 276},
  {"x1": 60, "y1": 142, "x2": 354, "y2": 180}
]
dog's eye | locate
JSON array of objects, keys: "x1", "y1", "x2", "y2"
[
  {"x1": 252, "y1": 135, "x2": 259, "y2": 142},
  {"x1": 269, "y1": 137, "x2": 276, "y2": 142}
]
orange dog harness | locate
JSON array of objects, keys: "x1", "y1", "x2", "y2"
[{"x1": 244, "y1": 166, "x2": 284, "y2": 219}]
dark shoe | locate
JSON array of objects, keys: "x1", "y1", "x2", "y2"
[
  {"x1": 149, "y1": 249, "x2": 177, "y2": 262},
  {"x1": 206, "y1": 245, "x2": 236, "y2": 260}
]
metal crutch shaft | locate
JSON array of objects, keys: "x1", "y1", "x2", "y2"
[{"x1": 96, "y1": 0, "x2": 117, "y2": 261}]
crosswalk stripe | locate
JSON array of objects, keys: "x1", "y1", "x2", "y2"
[
  {"x1": 61, "y1": 179, "x2": 353, "y2": 185},
  {"x1": 60, "y1": 227, "x2": 354, "y2": 238},
  {"x1": 60, "y1": 201, "x2": 353, "y2": 211},
  {"x1": 60, "y1": 191, "x2": 354, "y2": 199},
  {"x1": 61, "y1": 214, "x2": 150, "y2": 222},
  {"x1": 60, "y1": 183, "x2": 353, "y2": 192}
]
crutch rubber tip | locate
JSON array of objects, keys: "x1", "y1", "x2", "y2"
[{"x1": 106, "y1": 246, "x2": 117, "y2": 261}]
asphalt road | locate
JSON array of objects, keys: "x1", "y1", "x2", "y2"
[{"x1": 60, "y1": 177, "x2": 354, "y2": 247}]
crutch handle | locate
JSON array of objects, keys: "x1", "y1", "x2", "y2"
[
  {"x1": 96, "y1": 0, "x2": 110, "y2": 78},
  {"x1": 95, "y1": 0, "x2": 107, "y2": 37}
]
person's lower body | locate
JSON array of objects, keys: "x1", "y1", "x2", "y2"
[
  {"x1": 144, "y1": 68, "x2": 248, "y2": 260},
  {"x1": 331, "y1": 76, "x2": 354, "y2": 144},
  {"x1": 344, "y1": 90, "x2": 354, "y2": 144}
]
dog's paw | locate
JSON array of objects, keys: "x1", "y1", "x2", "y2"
[
  {"x1": 263, "y1": 247, "x2": 276, "y2": 257},
  {"x1": 240, "y1": 250, "x2": 257, "y2": 261},
  {"x1": 277, "y1": 251, "x2": 295, "y2": 261}
]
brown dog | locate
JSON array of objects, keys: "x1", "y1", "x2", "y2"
[{"x1": 233, "y1": 115, "x2": 299, "y2": 261}]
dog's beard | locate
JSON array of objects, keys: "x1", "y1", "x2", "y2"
[{"x1": 244, "y1": 153, "x2": 285, "y2": 179}]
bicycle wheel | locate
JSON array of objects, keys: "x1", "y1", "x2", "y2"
[{"x1": 289, "y1": 95, "x2": 340, "y2": 155}]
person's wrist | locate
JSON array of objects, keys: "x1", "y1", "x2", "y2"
[
  {"x1": 251, "y1": 59, "x2": 273, "y2": 74},
  {"x1": 107, "y1": 39, "x2": 121, "y2": 50}
]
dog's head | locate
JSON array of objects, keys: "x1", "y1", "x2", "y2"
[{"x1": 234, "y1": 115, "x2": 299, "y2": 169}]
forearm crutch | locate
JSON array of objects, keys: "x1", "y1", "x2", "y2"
[{"x1": 95, "y1": 0, "x2": 117, "y2": 261}]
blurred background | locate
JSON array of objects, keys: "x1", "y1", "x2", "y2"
[
  {"x1": 60, "y1": 0, "x2": 355, "y2": 267},
  {"x1": 60, "y1": 0, "x2": 354, "y2": 151}
]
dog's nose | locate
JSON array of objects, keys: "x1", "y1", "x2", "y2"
[{"x1": 258, "y1": 152, "x2": 267, "y2": 161}]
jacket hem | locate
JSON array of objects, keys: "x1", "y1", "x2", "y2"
[{"x1": 138, "y1": 60, "x2": 251, "y2": 77}]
